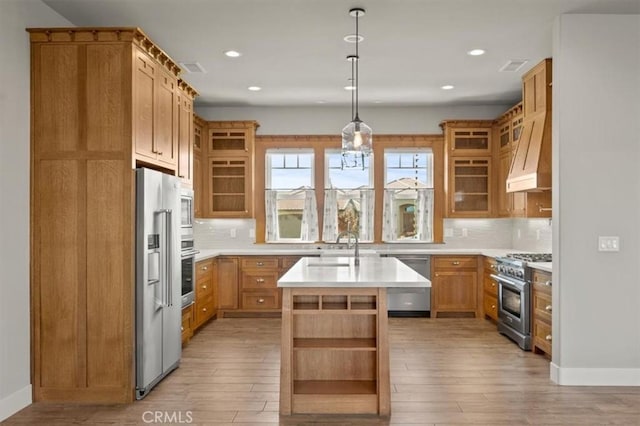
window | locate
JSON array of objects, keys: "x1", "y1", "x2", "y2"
[
  {"x1": 383, "y1": 149, "x2": 434, "y2": 242},
  {"x1": 323, "y1": 151, "x2": 374, "y2": 242},
  {"x1": 265, "y1": 150, "x2": 317, "y2": 242}
]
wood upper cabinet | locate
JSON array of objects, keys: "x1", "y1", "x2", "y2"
[
  {"x1": 441, "y1": 120, "x2": 494, "y2": 218},
  {"x1": 448, "y1": 157, "x2": 492, "y2": 217},
  {"x1": 133, "y1": 48, "x2": 180, "y2": 170},
  {"x1": 531, "y1": 269, "x2": 552, "y2": 357},
  {"x1": 176, "y1": 82, "x2": 198, "y2": 186},
  {"x1": 28, "y1": 27, "x2": 186, "y2": 404},
  {"x1": 204, "y1": 121, "x2": 259, "y2": 218},
  {"x1": 431, "y1": 256, "x2": 479, "y2": 318},
  {"x1": 193, "y1": 115, "x2": 206, "y2": 217}
]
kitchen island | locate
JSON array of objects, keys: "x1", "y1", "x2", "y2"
[{"x1": 277, "y1": 256, "x2": 431, "y2": 417}]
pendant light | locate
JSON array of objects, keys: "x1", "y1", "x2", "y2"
[{"x1": 341, "y1": 7, "x2": 372, "y2": 169}]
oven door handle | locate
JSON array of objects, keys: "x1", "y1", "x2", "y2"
[
  {"x1": 490, "y1": 274, "x2": 524, "y2": 290},
  {"x1": 181, "y1": 249, "x2": 200, "y2": 258}
]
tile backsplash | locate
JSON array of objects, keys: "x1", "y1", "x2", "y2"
[{"x1": 193, "y1": 217, "x2": 548, "y2": 251}]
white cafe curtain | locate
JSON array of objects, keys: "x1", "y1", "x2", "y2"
[
  {"x1": 358, "y1": 189, "x2": 374, "y2": 242},
  {"x1": 265, "y1": 190, "x2": 279, "y2": 242},
  {"x1": 415, "y1": 188, "x2": 433, "y2": 242},
  {"x1": 382, "y1": 189, "x2": 397, "y2": 242},
  {"x1": 300, "y1": 189, "x2": 319, "y2": 242},
  {"x1": 322, "y1": 189, "x2": 338, "y2": 242}
]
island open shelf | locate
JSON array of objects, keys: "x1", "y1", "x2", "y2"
[{"x1": 280, "y1": 287, "x2": 390, "y2": 416}]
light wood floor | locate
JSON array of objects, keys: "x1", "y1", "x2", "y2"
[{"x1": 4, "y1": 318, "x2": 640, "y2": 425}]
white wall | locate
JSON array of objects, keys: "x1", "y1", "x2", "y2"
[
  {"x1": 195, "y1": 105, "x2": 511, "y2": 135},
  {"x1": 552, "y1": 14, "x2": 640, "y2": 385},
  {"x1": 0, "y1": 1, "x2": 72, "y2": 421}
]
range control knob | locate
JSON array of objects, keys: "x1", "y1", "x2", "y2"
[
  {"x1": 508, "y1": 267, "x2": 515, "y2": 275},
  {"x1": 516, "y1": 270, "x2": 524, "y2": 279}
]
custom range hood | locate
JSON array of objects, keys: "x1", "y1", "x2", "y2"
[{"x1": 507, "y1": 59, "x2": 552, "y2": 193}]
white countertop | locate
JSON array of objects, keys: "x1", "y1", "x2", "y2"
[
  {"x1": 194, "y1": 247, "x2": 552, "y2": 274},
  {"x1": 277, "y1": 257, "x2": 432, "y2": 288}
]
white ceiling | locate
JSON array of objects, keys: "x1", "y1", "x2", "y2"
[{"x1": 43, "y1": 0, "x2": 640, "y2": 107}]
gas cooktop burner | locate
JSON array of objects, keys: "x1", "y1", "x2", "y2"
[{"x1": 506, "y1": 253, "x2": 552, "y2": 263}]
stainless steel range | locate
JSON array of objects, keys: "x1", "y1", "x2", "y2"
[{"x1": 492, "y1": 253, "x2": 552, "y2": 350}]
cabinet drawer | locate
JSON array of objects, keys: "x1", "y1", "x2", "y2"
[
  {"x1": 532, "y1": 269, "x2": 552, "y2": 287},
  {"x1": 484, "y1": 256, "x2": 497, "y2": 272},
  {"x1": 196, "y1": 259, "x2": 214, "y2": 278},
  {"x1": 533, "y1": 320, "x2": 552, "y2": 355},
  {"x1": 240, "y1": 257, "x2": 279, "y2": 270},
  {"x1": 241, "y1": 291, "x2": 279, "y2": 310},
  {"x1": 280, "y1": 256, "x2": 302, "y2": 271},
  {"x1": 433, "y1": 256, "x2": 477, "y2": 270},
  {"x1": 533, "y1": 291, "x2": 552, "y2": 323},
  {"x1": 196, "y1": 296, "x2": 215, "y2": 325},
  {"x1": 483, "y1": 275, "x2": 498, "y2": 296},
  {"x1": 196, "y1": 278, "x2": 214, "y2": 299},
  {"x1": 240, "y1": 270, "x2": 279, "y2": 290},
  {"x1": 483, "y1": 294, "x2": 498, "y2": 321}
]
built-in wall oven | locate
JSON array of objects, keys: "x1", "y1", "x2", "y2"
[
  {"x1": 180, "y1": 188, "x2": 197, "y2": 308},
  {"x1": 492, "y1": 253, "x2": 551, "y2": 350}
]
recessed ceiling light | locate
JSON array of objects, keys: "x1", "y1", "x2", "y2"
[
  {"x1": 316, "y1": 100, "x2": 327, "y2": 104},
  {"x1": 248, "y1": 86, "x2": 261, "y2": 91},
  {"x1": 343, "y1": 34, "x2": 364, "y2": 43},
  {"x1": 374, "y1": 100, "x2": 383, "y2": 104},
  {"x1": 467, "y1": 49, "x2": 486, "y2": 56},
  {"x1": 441, "y1": 85, "x2": 455, "y2": 90},
  {"x1": 224, "y1": 50, "x2": 242, "y2": 58},
  {"x1": 344, "y1": 85, "x2": 356, "y2": 91}
]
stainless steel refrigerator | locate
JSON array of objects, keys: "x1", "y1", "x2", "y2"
[{"x1": 135, "y1": 168, "x2": 182, "y2": 399}]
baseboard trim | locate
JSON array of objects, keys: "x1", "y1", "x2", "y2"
[
  {"x1": 551, "y1": 363, "x2": 640, "y2": 386},
  {"x1": 0, "y1": 384, "x2": 32, "y2": 422}
]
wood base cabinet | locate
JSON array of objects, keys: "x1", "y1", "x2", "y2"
[
  {"x1": 194, "y1": 258, "x2": 217, "y2": 329},
  {"x1": 280, "y1": 288, "x2": 390, "y2": 416},
  {"x1": 431, "y1": 256, "x2": 479, "y2": 318},
  {"x1": 532, "y1": 269, "x2": 553, "y2": 357},
  {"x1": 482, "y1": 257, "x2": 498, "y2": 321},
  {"x1": 181, "y1": 305, "x2": 194, "y2": 345}
]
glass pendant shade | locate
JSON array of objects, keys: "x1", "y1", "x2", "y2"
[{"x1": 341, "y1": 118, "x2": 372, "y2": 156}]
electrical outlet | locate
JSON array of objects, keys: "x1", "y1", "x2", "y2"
[
  {"x1": 598, "y1": 236, "x2": 619, "y2": 252},
  {"x1": 536, "y1": 229, "x2": 541, "y2": 240},
  {"x1": 516, "y1": 229, "x2": 521, "y2": 239},
  {"x1": 461, "y1": 228, "x2": 468, "y2": 237},
  {"x1": 230, "y1": 228, "x2": 237, "y2": 238},
  {"x1": 444, "y1": 228, "x2": 453, "y2": 237},
  {"x1": 249, "y1": 228, "x2": 255, "y2": 238}
]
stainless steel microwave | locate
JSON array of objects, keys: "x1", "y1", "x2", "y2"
[{"x1": 180, "y1": 188, "x2": 194, "y2": 229}]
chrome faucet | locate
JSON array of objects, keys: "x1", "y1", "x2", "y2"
[{"x1": 335, "y1": 222, "x2": 360, "y2": 266}]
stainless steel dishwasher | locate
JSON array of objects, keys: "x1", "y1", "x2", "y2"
[{"x1": 384, "y1": 255, "x2": 431, "y2": 317}]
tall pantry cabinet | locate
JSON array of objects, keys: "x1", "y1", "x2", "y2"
[{"x1": 28, "y1": 27, "x2": 195, "y2": 403}]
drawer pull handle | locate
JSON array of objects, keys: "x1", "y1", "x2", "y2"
[
  {"x1": 202, "y1": 266, "x2": 208, "y2": 271},
  {"x1": 490, "y1": 264, "x2": 496, "y2": 270},
  {"x1": 544, "y1": 280, "x2": 552, "y2": 286},
  {"x1": 202, "y1": 285, "x2": 207, "y2": 289},
  {"x1": 257, "y1": 298, "x2": 265, "y2": 303},
  {"x1": 545, "y1": 334, "x2": 552, "y2": 341},
  {"x1": 452, "y1": 261, "x2": 460, "y2": 265},
  {"x1": 491, "y1": 282, "x2": 496, "y2": 287},
  {"x1": 203, "y1": 308, "x2": 207, "y2": 312},
  {"x1": 181, "y1": 326, "x2": 184, "y2": 332},
  {"x1": 256, "y1": 262, "x2": 264, "y2": 266},
  {"x1": 491, "y1": 304, "x2": 496, "y2": 309},
  {"x1": 157, "y1": 151, "x2": 163, "y2": 156},
  {"x1": 545, "y1": 305, "x2": 552, "y2": 312},
  {"x1": 256, "y1": 278, "x2": 265, "y2": 283}
]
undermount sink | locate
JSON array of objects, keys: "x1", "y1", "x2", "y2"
[{"x1": 306, "y1": 261, "x2": 351, "y2": 267}]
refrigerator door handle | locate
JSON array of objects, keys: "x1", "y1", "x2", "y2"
[
  {"x1": 155, "y1": 209, "x2": 173, "y2": 307},
  {"x1": 165, "y1": 209, "x2": 173, "y2": 307}
]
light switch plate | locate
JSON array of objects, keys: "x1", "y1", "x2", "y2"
[
  {"x1": 461, "y1": 228, "x2": 468, "y2": 237},
  {"x1": 249, "y1": 228, "x2": 255, "y2": 238},
  {"x1": 598, "y1": 236, "x2": 620, "y2": 252},
  {"x1": 230, "y1": 228, "x2": 237, "y2": 238}
]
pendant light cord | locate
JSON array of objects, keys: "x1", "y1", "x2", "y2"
[{"x1": 354, "y1": 10, "x2": 360, "y2": 121}]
